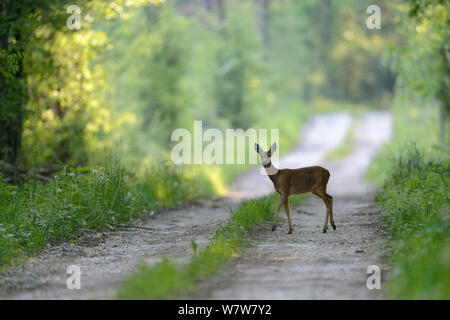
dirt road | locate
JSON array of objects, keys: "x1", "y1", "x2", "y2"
[
  {"x1": 200, "y1": 111, "x2": 392, "y2": 299},
  {"x1": 0, "y1": 111, "x2": 391, "y2": 299}
]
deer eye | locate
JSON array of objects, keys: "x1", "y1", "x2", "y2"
[{"x1": 267, "y1": 151, "x2": 271, "y2": 157}]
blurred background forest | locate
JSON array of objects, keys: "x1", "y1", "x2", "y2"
[{"x1": 2, "y1": 0, "x2": 447, "y2": 179}]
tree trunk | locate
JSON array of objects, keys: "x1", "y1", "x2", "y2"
[{"x1": 0, "y1": 0, "x2": 26, "y2": 182}]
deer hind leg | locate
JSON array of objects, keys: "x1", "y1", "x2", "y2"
[
  {"x1": 284, "y1": 197, "x2": 293, "y2": 234},
  {"x1": 326, "y1": 193, "x2": 336, "y2": 230},
  {"x1": 313, "y1": 189, "x2": 330, "y2": 233},
  {"x1": 272, "y1": 195, "x2": 286, "y2": 231}
]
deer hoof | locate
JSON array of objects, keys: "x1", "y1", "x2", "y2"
[
  {"x1": 332, "y1": 224, "x2": 337, "y2": 231},
  {"x1": 288, "y1": 229, "x2": 293, "y2": 234},
  {"x1": 272, "y1": 225, "x2": 277, "y2": 232},
  {"x1": 322, "y1": 228, "x2": 327, "y2": 233}
]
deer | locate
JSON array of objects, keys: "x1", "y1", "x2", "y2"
[{"x1": 254, "y1": 142, "x2": 336, "y2": 234}]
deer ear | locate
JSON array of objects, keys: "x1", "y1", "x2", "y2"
[
  {"x1": 270, "y1": 142, "x2": 277, "y2": 153},
  {"x1": 254, "y1": 143, "x2": 261, "y2": 153}
]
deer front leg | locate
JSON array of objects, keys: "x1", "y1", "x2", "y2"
[
  {"x1": 284, "y1": 198, "x2": 293, "y2": 234},
  {"x1": 272, "y1": 195, "x2": 285, "y2": 231}
]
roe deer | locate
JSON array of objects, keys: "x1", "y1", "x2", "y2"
[{"x1": 254, "y1": 142, "x2": 336, "y2": 234}]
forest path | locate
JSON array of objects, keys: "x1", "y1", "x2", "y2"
[{"x1": 0, "y1": 111, "x2": 391, "y2": 299}]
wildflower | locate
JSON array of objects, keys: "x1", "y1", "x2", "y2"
[
  {"x1": 56, "y1": 188, "x2": 62, "y2": 193},
  {"x1": 69, "y1": 172, "x2": 75, "y2": 177},
  {"x1": 92, "y1": 169, "x2": 98, "y2": 174},
  {"x1": 54, "y1": 175, "x2": 59, "y2": 180}
]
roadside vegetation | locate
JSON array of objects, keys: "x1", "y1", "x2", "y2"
[
  {"x1": 116, "y1": 193, "x2": 306, "y2": 299},
  {"x1": 366, "y1": 100, "x2": 442, "y2": 186},
  {"x1": 376, "y1": 147, "x2": 449, "y2": 299},
  {"x1": 0, "y1": 159, "x2": 217, "y2": 267},
  {"x1": 365, "y1": 0, "x2": 449, "y2": 298},
  {"x1": 367, "y1": 99, "x2": 449, "y2": 299}
]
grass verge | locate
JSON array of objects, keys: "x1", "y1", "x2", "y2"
[
  {"x1": 116, "y1": 193, "x2": 306, "y2": 299},
  {"x1": 376, "y1": 147, "x2": 449, "y2": 299},
  {"x1": 367, "y1": 99, "x2": 449, "y2": 299},
  {"x1": 366, "y1": 100, "x2": 442, "y2": 187}
]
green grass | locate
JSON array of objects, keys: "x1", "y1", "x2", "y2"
[
  {"x1": 366, "y1": 100, "x2": 443, "y2": 187},
  {"x1": 116, "y1": 193, "x2": 306, "y2": 299},
  {"x1": 376, "y1": 147, "x2": 449, "y2": 299},
  {"x1": 367, "y1": 99, "x2": 450, "y2": 299},
  {"x1": 0, "y1": 159, "x2": 216, "y2": 268}
]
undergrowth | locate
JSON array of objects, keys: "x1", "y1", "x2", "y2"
[{"x1": 376, "y1": 147, "x2": 449, "y2": 299}]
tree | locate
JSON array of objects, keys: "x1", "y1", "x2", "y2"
[
  {"x1": 0, "y1": 0, "x2": 67, "y2": 174},
  {"x1": 394, "y1": 0, "x2": 449, "y2": 139}
]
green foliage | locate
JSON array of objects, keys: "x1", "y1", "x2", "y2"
[
  {"x1": 214, "y1": 0, "x2": 263, "y2": 129},
  {"x1": 0, "y1": 158, "x2": 215, "y2": 267},
  {"x1": 0, "y1": 0, "x2": 92, "y2": 166},
  {"x1": 1, "y1": 0, "x2": 400, "y2": 172},
  {"x1": 0, "y1": 50, "x2": 23, "y2": 78},
  {"x1": 366, "y1": 99, "x2": 442, "y2": 186},
  {"x1": 375, "y1": 147, "x2": 449, "y2": 299},
  {"x1": 116, "y1": 193, "x2": 306, "y2": 299},
  {"x1": 102, "y1": 3, "x2": 192, "y2": 154},
  {"x1": 393, "y1": 1, "x2": 450, "y2": 114},
  {"x1": 268, "y1": 0, "x2": 396, "y2": 105}
]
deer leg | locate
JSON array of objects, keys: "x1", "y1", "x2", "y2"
[
  {"x1": 284, "y1": 198, "x2": 293, "y2": 234},
  {"x1": 313, "y1": 190, "x2": 330, "y2": 233},
  {"x1": 272, "y1": 196, "x2": 285, "y2": 231},
  {"x1": 326, "y1": 193, "x2": 336, "y2": 230}
]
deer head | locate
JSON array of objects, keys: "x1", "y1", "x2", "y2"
[{"x1": 254, "y1": 142, "x2": 277, "y2": 167}]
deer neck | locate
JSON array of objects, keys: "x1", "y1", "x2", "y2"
[{"x1": 263, "y1": 161, "x2": 279, "y2": 180}]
